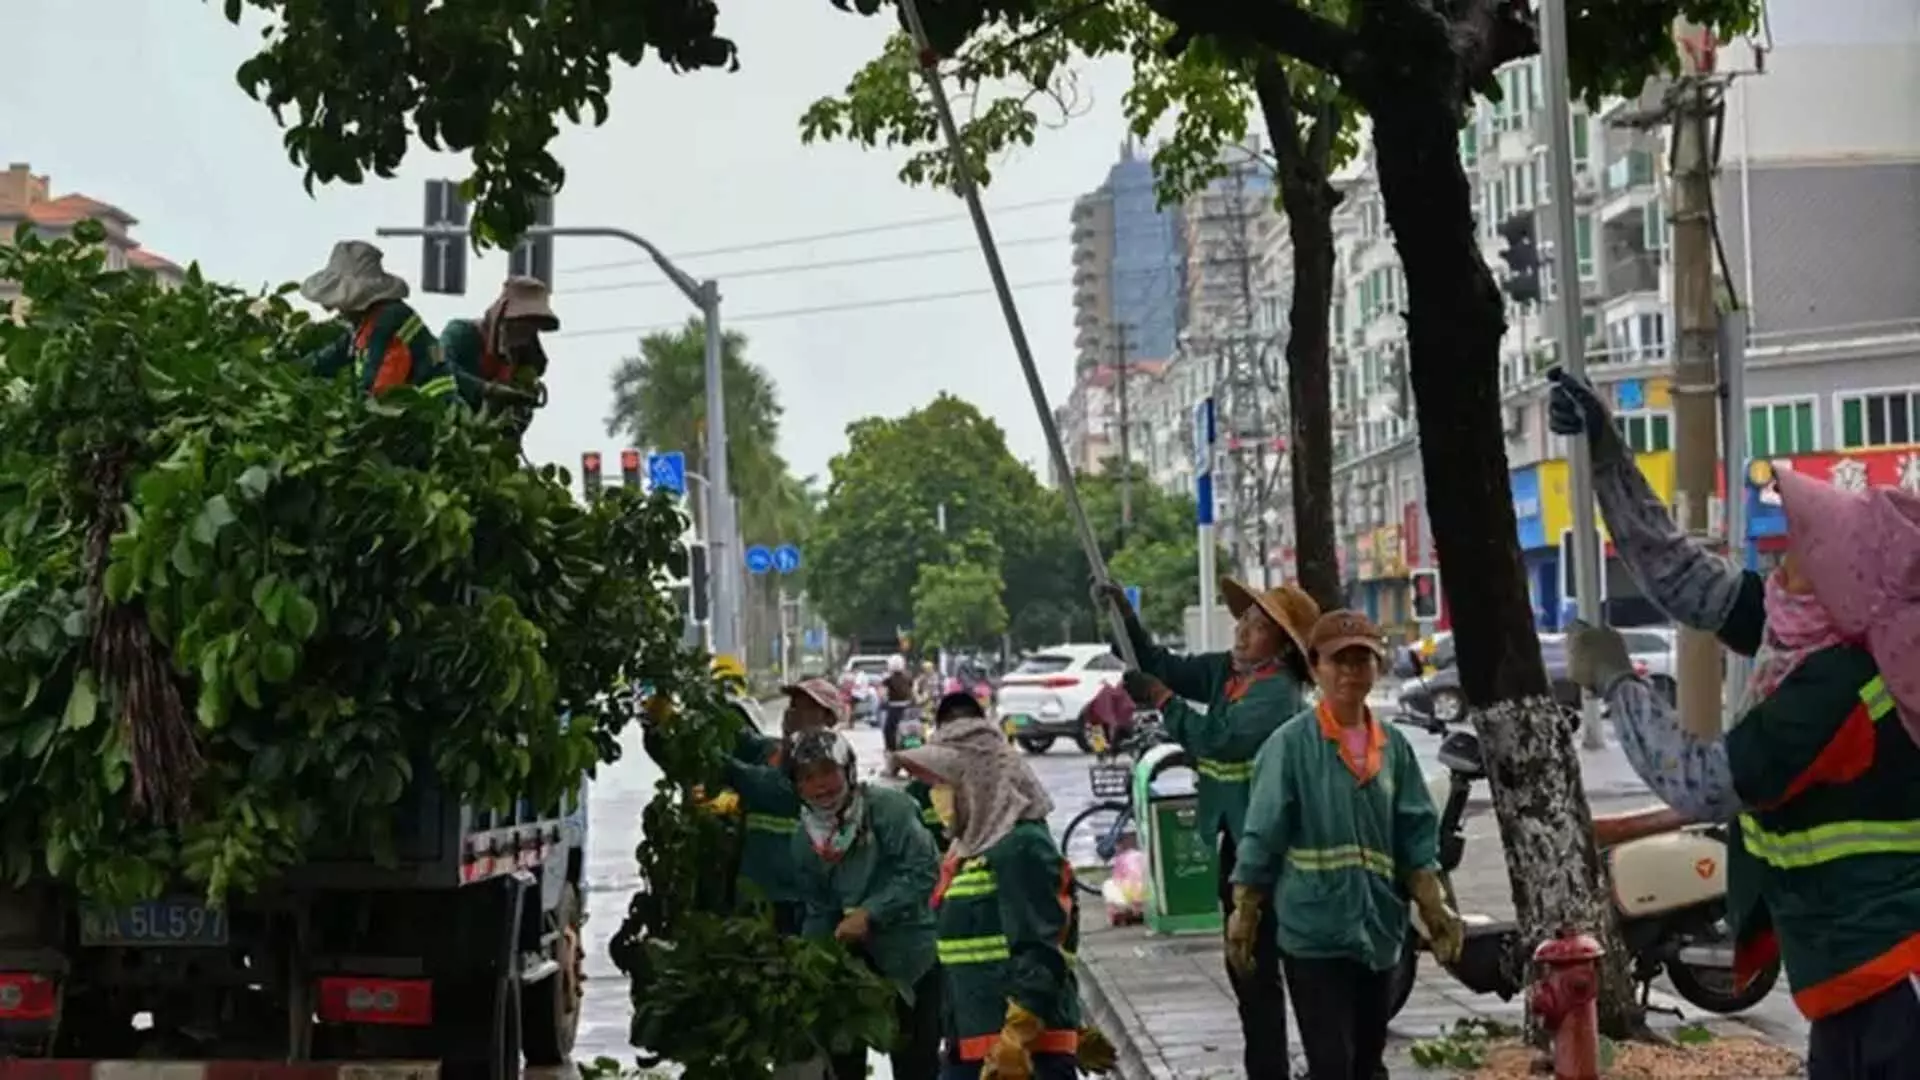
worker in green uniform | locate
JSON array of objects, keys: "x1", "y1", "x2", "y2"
[
  {"x1": 1230, "y1": 610, "x2": 1463, "y2": 1080},
  {"x1": 719, "y1": 678, "x2": 846, "y2": 934},
  {"x1": 787, "y1": 729, "x2": 941, "y2": 1080},
  {"x1": 1552, "y1": 369, "x2": 1920, "y2": 1079},
  {"x1": 298, "y1": 241, "x2": 455, "y2": 399},
  {"x1": 1098, "y1": 576, "x2": 1318, "y2": 1078},
  {"x1": 893, "y1": 691, "x2": 986, "y2": 852},
  {"x1": 439, "y1": 276, "x2": 558, "y2": 428},
  {"x1": 894, "y1": 710, "x2": 1117, "y2": 1080}
]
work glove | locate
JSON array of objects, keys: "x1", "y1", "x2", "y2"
[
  {"x1": 1089, "y1": 577, "x2": 1151, "y2": 656},
  {"x1": 1077, "y1": 1023, "x2": 1119, "y2": 1073},
  {"x1": 696, "y1": 789, "x2": 741, "y2": 817},
  {"x1": 1407, "y1": 868, "x2": 1464, "y2": 964},
  {"x1": 832, "y1": 907, "x2": 872, "y2": 945},
  {"x1": 1565, "y1": 619, "x2": 1636, "y2": 694},
  {"x1": 978, "y1": 1000, "x2": 1041, "y2": 1079},
  {"x1": 1120, "y1": 669, "x2": 1169, "y2": 709},
  {"x1": 1546, "y1": 369, "x2": 1627, "y2": 457},
  {"x1": 1224, "y1": 883, "x2": 1264, "y2": 977}
]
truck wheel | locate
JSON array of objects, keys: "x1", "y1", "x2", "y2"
[{"x1": 522, "y1": 881, "x2": 584, "y2": 1064}]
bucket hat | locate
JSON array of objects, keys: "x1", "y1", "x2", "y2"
[
  {"x1": 494, "y1": 276, "x2": 559, "y2": 331},
  {"x1": 299, "y1": 240, "x2": 409, "y2": 313}
]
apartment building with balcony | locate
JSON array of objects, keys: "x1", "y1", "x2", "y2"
[{"x1": 1, "y1": 163, "x2": 185, "y2": 313}]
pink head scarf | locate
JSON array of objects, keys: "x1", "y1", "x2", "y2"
[{"x1": 1776, "y1": 468, "x2": 1920, "y2": 742}]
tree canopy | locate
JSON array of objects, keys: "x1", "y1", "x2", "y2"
[{"x1": 605, "y1": 318, "x2": 815, "y2": 546}]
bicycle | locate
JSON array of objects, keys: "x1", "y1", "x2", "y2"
[{"x1": 1056, "y1": 713, "x2": 1170, "y2": 896}]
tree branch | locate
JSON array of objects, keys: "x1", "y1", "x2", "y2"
[
  {"x1": 1151, "y1": 0, "x2": 1360, "y2": 82},
  {"x1": 1452, "y1": 0, "x2": 1538, "y2": 91},
  {"x1": 1251, "y1": 59, "x2": 1306, "y2": 164}
]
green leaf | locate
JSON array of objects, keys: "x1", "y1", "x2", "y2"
[
  {"x1": 259, "y1": 641, "x2": 298, "y2": 684},
  {"x1": 63, "y1": 669, "x2": 100, "y2": 731},
  {"x1": 284, "y1": 592, "x2": 319, "y2": 641},
  {"x1": 192, "y1": 494, "x2": 238, "y2": 546}
]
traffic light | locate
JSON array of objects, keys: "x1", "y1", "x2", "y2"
[
  {"x1": 688, "y1": 543, "x2": 711, "y2": 622},
  {"x1": 1410, "y1": 568, "x2": 1441, "y2": 621},
  {"x1": 581, "y1": 452, "x2": 604, "y2": 502},
  {"x1": 620, "y1": 449, "x2": 642, "y2": 489},
  {"x1": 1496, "y1": 212, "x2": 1540, "y2": 305}
]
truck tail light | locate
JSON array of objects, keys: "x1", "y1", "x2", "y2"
[
  {"x1": 0, "y1": 972, "x2": 57, "y2": 1021},
  {"x1": 315, "y1": 976, "x2": 433, "y2": 1026}
]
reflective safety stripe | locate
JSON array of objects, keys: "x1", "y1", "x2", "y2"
[
  {"x1": 419, "y1": 374, "x2": 458, "y2": 398},
  {"x1": 945, "y1": 869, "x2": 996, "y2": 899},
  {"x1": 921, "y1": 807, "x2": 943, "y2": 826},
  {"x1": 1287, "y1": 844, "x2": 1395, "y2": 879},
  {"x1": 744, "y1": 813, "x2": 796, "y2": 834},
  {"x1": 1740, "y1": 675, "x2": 1917, "y2": 870},
  {"x1": 395, "y1": 314, "x2": 425, "y2": 343},
  {"x1": 938, "y1": 934, "x2": 1011, "y2": 964},
  {"x1": 1196, "y1": 758, "x2": 1254, "y2": 782}
]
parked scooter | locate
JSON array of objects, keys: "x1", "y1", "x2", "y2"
[{"x1": 1385, "y1": 717, "x2": 1781, "y2": 1018}]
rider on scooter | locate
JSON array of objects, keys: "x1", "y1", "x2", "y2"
[{"x1": 880, "y1": 653, "x2": 915, "y2": 753}]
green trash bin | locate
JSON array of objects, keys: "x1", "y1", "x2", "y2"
[{"x1": 1132, "y1": 742, "x2": 1221, "y2": 936}]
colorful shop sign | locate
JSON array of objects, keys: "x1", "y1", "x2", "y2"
[{"x1": 1746, "y1": 448, "x2": 1920, "y2": 537}]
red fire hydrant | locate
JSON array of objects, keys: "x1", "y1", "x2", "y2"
[{"x1": 1529, "y1": 927, "x2": 1604, "y2": 1080}]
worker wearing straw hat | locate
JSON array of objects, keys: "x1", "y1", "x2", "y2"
[{"x1": 1094, "y1": 576, "x2": 1319, "y2": 1078}]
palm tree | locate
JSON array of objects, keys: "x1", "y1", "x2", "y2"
[{"x1": 605, "y1": 318, "x2": 808, "y2": 545}]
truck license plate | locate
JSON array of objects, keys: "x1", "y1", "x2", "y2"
[{"x1": 80, "y1": 899, "x2": 229, "y2": 947}]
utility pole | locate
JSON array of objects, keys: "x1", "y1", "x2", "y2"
[
  {"x1": 1115, "y1": 327, "x2": 1133, "y2": 534},
  {"x1": 1669, "y1": 23, "x2": 1726, "y2": 739}
]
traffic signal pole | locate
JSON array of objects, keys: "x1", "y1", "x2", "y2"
[
  {"x1": 377, "y1": 223, "x2": 740, "y2": 662},
  {"x1": 1668, "y1": 28, "x2": 1726, "y2": 739},
  {"x1": 1539, "y1": 0, "x2": 1607, "y2": 749}
]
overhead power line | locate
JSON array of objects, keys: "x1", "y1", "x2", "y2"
[
  {"x1": 564, "y1": 194, "x2": 1079, "y2": 274},
  {"x1": 566, "y1": 234, "x2": 1063, "y2": 296},
  {"x1": 554, "y1": 279, "x2": 1073, "y2": 339}
]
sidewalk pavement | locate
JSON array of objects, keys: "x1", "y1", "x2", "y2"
[{"x1": 1074, "y1": 795, "x2": 1809, "y2": 1079}]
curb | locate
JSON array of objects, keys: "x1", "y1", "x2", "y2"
[{"x1": 1073, "y1": 953, "x2": 1167, "y2": 1080}]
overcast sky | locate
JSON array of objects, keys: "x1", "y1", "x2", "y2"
[{"x1": 4, "y1": 0, "x2": 1142, "y2": 483}]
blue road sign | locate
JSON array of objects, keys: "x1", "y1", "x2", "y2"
[
  {"x1": 646, "y1": 451, "x2": 687, "y2": 495},
  {"x1": 1196, "y1": 473, "x2": 1215, "y2": 527},
  {"x1": 803, "y1": 627, "x2": 826, "y2": 651},
  {"x1": 773, "y1": 544, "x2": 802, "y2": 574},
  {"x1": 745, "y1": 545, "x2": 774, "y2": 575},
  {"x1": 1124, "y1": 585, "x2": 1142, "y2": 612}
]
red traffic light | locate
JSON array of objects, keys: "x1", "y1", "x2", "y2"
[
  {"x1": 582, "y1": 452, "x2": 602, "y2": 473},
  {"x1": 620, "y1": 449, "x2": 641, "y2": 472}
]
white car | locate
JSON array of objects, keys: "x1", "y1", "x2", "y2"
[
  {"x1": 1618, "y1": 626, "x2": 1679, "y2": 703},
  {"x1": 995, "y1": 644, "x2": 1126, "y2": 755},
  {"x1": 839, "y1": 655, "x2": 893, "y2": 723}
]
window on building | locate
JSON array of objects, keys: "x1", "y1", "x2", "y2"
[
  {"x1": 1636, "y1": 313, "x2": 1668, "y2": 362},
  {"x1": 1839, "y1": 390, "x2": 1920, "y2": 449},
  {"x1": 1747, "y1": 399, "x2": 1817, "y2": 457},
  {"x1": 1614, "y1": 410, "x2": 1673, "y2": 453},
  {"x1": 1460, "y1": 125, "x2": 1479, "y2": 167},
  {"x1": 1493, "y1": 176, "x2": 1510, "y2": 222},
  {"x1": 1642, "y1": 203, "x2": 1668, "y2": 252},
  {"x1": 1571, "y1": 114, "x2": 1590, "y2": 170},
  {"x1": 1574, "y1": 215, "x2": 1594, "y2": 280}
]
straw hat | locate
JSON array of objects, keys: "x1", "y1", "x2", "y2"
[
  {"x1": 1219, "y1": 577, "x2": 1320, "y2": 656},
  {"x1": 299, "y1": 240, "x2": 409, "y2": 314}
]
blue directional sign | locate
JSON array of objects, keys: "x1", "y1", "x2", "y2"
[
  {"x1": 1193, "y1": 399, "x2": 1217, "y2": 527},
  {"x1": 803, "y1": 627, "x2": 826, "y2": 651},
  {"x1": 1124, "y1": 585, "x2": 1142, "y2": 612},
  {"x1": 646, "y1": 451, "x2": 687, "y2": 495},
  {"x1": 773, "y1": 544, "x2": 802, "y2": 574},
  {"x1": 745, "y1": 545, "x2": 774, "y2": 575}
]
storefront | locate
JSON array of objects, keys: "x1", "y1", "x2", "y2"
[
  {"x1": 1523, "y1": 451, "x2": 1699, "y2": 629},
  {"x1": 1742, "y1": 448, "x2": 1920, "y2": 568},
  {"x1": 1509, "y1": 465, "x2": 1558, "y2": 629}
]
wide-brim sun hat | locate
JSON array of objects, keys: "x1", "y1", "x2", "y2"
[
  {"x1": 299, "y1": 240, "x2": 410, "y2": 313},
  {"x1": 783, "y1": 677, "x2": 849, "y2": 724},
  {"x1": 1219, "y1": 577, "x2": 1320, "y2": 656},
  {"x1": 495, "y1": 276, "x2": 560, "y2": 331}
]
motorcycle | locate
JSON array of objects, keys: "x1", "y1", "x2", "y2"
[{"x1": 1385, "y1": 717, "x2": 1781, "y2": 1018}]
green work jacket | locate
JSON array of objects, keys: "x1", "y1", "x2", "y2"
[
  {"x1": 1139, "y1": 642, "x2": 1307, "y2": 843},
  {"x1": 793, "y1": 784, "x2": 940, "y2": 1002}
]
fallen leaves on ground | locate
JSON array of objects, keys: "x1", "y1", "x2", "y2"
[{"x1": 1468, "y1": 1036, "x2": 1803, "y2": 1078}]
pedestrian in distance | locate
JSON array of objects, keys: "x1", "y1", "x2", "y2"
[
  {"x1": 298, "y1": 240, "x2": 456, "y2": 399},
  {"x1": 1228, "y1": 610, "x2": 1463, "y2": 1080},
  {"x1": 787, "y1": 728, "x2": 944, "y2": 1080},
  {"x1": 893, "y1": 710, "x2": 1117, "y2": 1080},
  {"x1": 438, "y1": 275, "x2": 559, "y2": 429},
  {"x1": 1095, "y1": 575, "x2": 1318, "y2": 1079},
  {"x1": 882, "y1": 653, "x2": 917, "y2": 753},
  {"x1": 1553, "y1": 368, "x2": 1920, "y2": 1080}
]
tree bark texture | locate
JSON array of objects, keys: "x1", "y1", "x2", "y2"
[
  {"x1": 1253, "y1": 64, "x2": 1345, "y2": 614},
  {"x1": 1367, "y1": 90, "x2": 1639, "y2": 1034}
]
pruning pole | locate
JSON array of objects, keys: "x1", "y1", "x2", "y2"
[{"x1": 897, "y1": 0, "x2": 1138, "y2": 668}]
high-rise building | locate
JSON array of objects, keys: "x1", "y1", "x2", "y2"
[
  {"x1": 1059, "y1": 145, "x2": 1187, "y2": 483},
  {"x1": 0, "y1": 163, "x2": 186, "y2": 313}
]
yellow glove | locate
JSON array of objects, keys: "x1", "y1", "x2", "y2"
[
  {"x1": 644, "y1": 694, "x2": 677, "y2": 727},
  {"x1": 695, "y1": 788, "x2": 741, "y2": 817},
  {"x1": 1224, "y1": 883, "x2": 1264, "y2": 976},
  {"x1": 978, "y1": 1000, "x2": 1041, "y2": 1079},
  {"x1": 1408, "y1": 868, "x2": 1464, "y2": 964},
  {"x1": 1077, "y1": 1023, "x2": 1118, "y2": 1073}
]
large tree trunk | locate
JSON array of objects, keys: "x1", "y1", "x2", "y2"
[
  {"x1": 1254, "y1": 65, "x2": 1344, "y2": 614},
  {"x1": 1367, "y1": 90, "x2": 1641, "y2": 1034}
]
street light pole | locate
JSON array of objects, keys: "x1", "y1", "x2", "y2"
[
  {"x1": 374, "y1": 224, "x2": 740, "y2": 660},
  {"x1": 1537, "y1": 0, "x2": 1608, "y2": 749}
]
